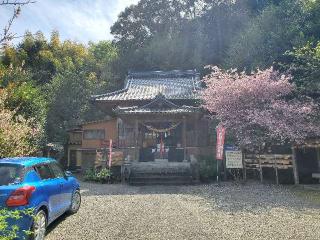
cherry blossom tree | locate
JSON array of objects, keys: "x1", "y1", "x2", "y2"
[
  {"x1": 201, "y1": 66, "x2": 320, "y2": 149},
  {"x1": 0, "y1": 88, "x2": 41, "y2": 157}
]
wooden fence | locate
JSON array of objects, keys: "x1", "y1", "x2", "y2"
[{"x1": 244, "y1": 154, "x2": 293, "y2": 184}]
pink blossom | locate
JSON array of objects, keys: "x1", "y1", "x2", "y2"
[{"x1": 201, "y1": 66, "x2": 320, "y2": 148}]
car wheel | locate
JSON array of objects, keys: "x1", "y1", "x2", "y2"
[
  {"x1": 68, "y1": 190, "x2": 81, "y2": 214},
  {"x1": 31, "y1": 210, "x2": 47, "y2": 240}
]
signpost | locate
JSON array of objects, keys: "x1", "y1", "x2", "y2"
[
  {"x1": 216, "y1": 126, "x2": 226, "y2": 182},
  {"x1": 225, "y1": 151, "x2": 243, "y2": 169}
]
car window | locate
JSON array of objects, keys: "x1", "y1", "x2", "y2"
[
  {"x1": 50, "y1": 163, "x2": 65, "y2": 178},
  {"x1": 35, "y1": 164, "x2": 54, "y2": 180},
  {"x1": 0, "y1": 164, "x2": 23, "y2": 186}
]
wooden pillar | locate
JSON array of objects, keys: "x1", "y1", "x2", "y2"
[
  {"x1": 134, "y1": 119, "x2": 139, "y2": 162},
  {"x1": 195, "y1": 115, "x2": 200, "y2": 147},
  {"x1": 292, "y1": 146, "x2": 299, "y2": 185},
  {"x1": 259, "y1": 155, "x2": 263, "y2": 183},
  {"x1": 242, "y1": 150, "x2": 247, "y2": 182},
  {"x1": 183, "y1": 116, "x2": 187, "y2": 161},
  {"x1": 274, "y1": 154, "x2": 279, "y2": 185},
  {"x1": 317, "y1": 147, "x2": 320, "y2": 171}
]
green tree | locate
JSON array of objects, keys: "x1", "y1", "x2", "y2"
[
  {"x1": 0, "y1": 66, "x2": 47, "y2": 124},
  {"x1": 279, "y1": 41, "x2": 320, "y2": 101},
  {"x1": 225, "y1": 0, "x2": 307, "y2": 70},
  {"x1": 0, "y1": 88, "x2": 42, "y2": 157},
  {"x1": 111, "y1": 0, "x2": 253, "y2": 74},
  {"x1": 1, "y1": 31, "x2": 119, "y2": 143},
  {"x1": 45, "y1": 69, "x2": 105, "y2": 143}
]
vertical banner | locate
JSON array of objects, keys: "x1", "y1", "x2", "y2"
[
  {"x1": 108, "y1": 139, "x2": 112, "y2": 168},
  {"x1": 216, "y1": 126, "x2": 226, "y2": 160}
]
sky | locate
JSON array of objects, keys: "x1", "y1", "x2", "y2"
[{"x1": 0, "y1": 0, "x2": 139, "y2": 44}]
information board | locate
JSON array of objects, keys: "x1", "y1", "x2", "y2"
[{"x1": 225, "y1": 150, "x2": 243, "y2": 169}]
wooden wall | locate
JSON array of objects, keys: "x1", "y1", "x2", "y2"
[{"x1": 81, "y1": 119, "x2": 118, "y2": 149}]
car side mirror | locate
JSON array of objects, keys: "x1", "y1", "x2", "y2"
[{"x1": 65, "y1": 171, "x2": 72, "y2": 178}]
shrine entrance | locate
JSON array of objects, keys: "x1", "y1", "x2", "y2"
[{"x1": 139, "y1": 121, "x2": 184, "y2": 162}]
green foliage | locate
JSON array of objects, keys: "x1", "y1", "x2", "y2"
[
  {"x1": 0, "y1": 66, "x2": 47, "y2": 125},
  {"x1": 1, "y1": 31, "x2": 119, "y2": 144},
  {"x1": 198, "y1": 155, "x2": 217, "y2": 181},
  {"x1": 84, "y1": 168, "x2": 96, "y2": 181},
  {"x1": 0, "y1": 88, "x2": 42, "y2": 157},
  {"x1": 96, "y1": 168, "x2": 112, "y2": 183},
  {"x1": 84, "y1": 168, "x2": 112, "y2": 183},
  {"x1": 225, "y1": 0, "x2": 307, "y2": 70},
  {"x1": 0, "y1": 208, "x2": 34, "y2": 240},
  {"x1": 45, "y1": 70, "x2": 93, "y2": 142},
  {"x1": 111, "y1": 0, "x2": 252, "y2": 73},
  {"x1": 279, "y1": 41, "x2": 320, "y2": 100}
]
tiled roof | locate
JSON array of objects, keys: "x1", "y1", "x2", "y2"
[
  {"x1": 92, "y1": 70, "x2": 201, "y2": 101},
  {"x1": 114, "y1": 105, "x2": 199, "y2": 115},
  {"x1": 114, "y1": 93, "x2": 201, "y2": 115}
]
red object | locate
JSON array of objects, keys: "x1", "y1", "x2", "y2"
[
  {"x1": 108, "y1": 139, "x2": 112, "y2": 168},
  {"x1": 216, "y1": 126, "x2": 226, "y2": 160},
  {"x1": 100, "y1": 139, "x2": 110, "y2": 148},
  {"x1": 160, "y1": 134, "x2": 164, "y2": 158},
  {"x1": 6, "y1": 186, "x2": 36, "y2": 207}
]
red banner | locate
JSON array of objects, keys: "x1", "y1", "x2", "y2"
[{"x1": 216, "y1": 126, "x2": 226, "y2": 160}]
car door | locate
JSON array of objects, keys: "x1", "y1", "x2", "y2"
[
  {"x1": 34, "y1": 164, "x2": 65, "y2": 219},
  {"x1": 49, "y1": 162, "x2": 73, "y2": 212}
]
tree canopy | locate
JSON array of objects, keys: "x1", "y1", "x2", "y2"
[
  {"x1": 1, "y1": 31, "x2": 118, "y2": 143},
  {"x1": 202, "y1": 67, "x2": 320, "y2": 148}
]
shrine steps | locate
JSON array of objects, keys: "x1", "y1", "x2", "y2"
[
  {"x1": 128, "y1": 161, "x2": 195, "y2": 185},
  {"x1": 129, "y1": 174, "x2": 194, "y2": 185}
]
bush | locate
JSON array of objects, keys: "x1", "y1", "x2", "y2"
[
  {"x1": 0, "y1": 208, "x2": 34, "y2": 240},
  {"x1": 84, "y1": 168, "x2": 97, "y2": 181},
  {"x1": 198, "y1": 155, "x2": 217, "y2": 182},
  {"x1": 84, "y1": 168, "x2": 112, "y2": 183}
]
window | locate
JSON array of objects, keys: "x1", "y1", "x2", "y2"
[
  {"x1": 35, "y1": 164, "x2": 54, "y2": 180},
  {"x1": 50, "y1": 163, "x2": 65, "y2": 178},
  {"x1": 83, "y1": 129, "x2": 105, "y2": 140},
  {"x1": 0, "y1": 164, "x2": 23, "y2": 186}
]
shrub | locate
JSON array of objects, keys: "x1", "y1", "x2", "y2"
[
  {"x1": 198, "y1": 155, "x2": 217, "y2": 182},
  {"x1": 84, "y1": 168, "x2": 97, "y2": 182},
  {"x1": 84, "y1": 168, "x2": 112, "y2": 183},
  {"x1": 0, "y1": 208, "x2": 34, "y2": 240}
]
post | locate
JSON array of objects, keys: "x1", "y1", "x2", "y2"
[
  {"x1": 274, "y1": 154, "x2": 279, "y2": 185},
  {"x1": 134, "y1": 119, "x2": 139, "y2": 162},
  {"x1": 258, "y1": 155, "x2": 263, "y2": 183},
  {"x1": 317, "y1": 147, "x2": 320, "y2": 172},
  {"x1": 195, "y1": 115, "x2": 200, "y2": 147},
  {"x1": 292, "y1": 146, "x2": 299, "y2": 185},
  {"x1": 242, "y1": 150, "x2": 247, "y2": 182},
  {"x1": 216, "y1": 160, "x2": 219, "y2": 182},
  {"x1": 183, "y1": 116, "x2": 187, "y2": 161}
]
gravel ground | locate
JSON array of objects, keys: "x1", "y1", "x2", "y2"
[{"x1": 45, "y1": 181, "x2": 320, "y2": 240}]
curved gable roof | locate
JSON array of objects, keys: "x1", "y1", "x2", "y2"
[{"x1": 92, "y1": 70, "x2": 201, "y2": 102}]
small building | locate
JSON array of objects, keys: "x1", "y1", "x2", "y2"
[
  {"x1": 67, "y1": 70, "x2": 213, "y2": 183},
  {"x1": 67, "y1": 118, "x2": 118, "y2": 171}
]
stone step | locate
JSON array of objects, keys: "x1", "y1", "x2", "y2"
[
  {"x1": 129, "y1": 175, "x2": 193, "y2": 185},
  {"x1": 131, "y1": 171, "x2": 191, "y2": 177},
  {"x1": 130, "y1": 177, "x2": 193, "y2": 186}
]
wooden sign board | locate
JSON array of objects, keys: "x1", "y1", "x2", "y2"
[{"x1": 226, "y1": 151, "x2": 243, "y2": 169}]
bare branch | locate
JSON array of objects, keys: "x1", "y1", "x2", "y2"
[
  {"x1": 0, "y1": 6, "x2": 20, "y2": 45},
  {"x1": 0, "y1": 0, "x2": 36, "y2": 47},
  {"x1": 0, "y1": 0, "x2": 35, "y2": 6}
]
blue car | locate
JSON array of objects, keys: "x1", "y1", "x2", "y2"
[{"x1": 0, "y1": 157, "x2": 81, "y2": 240}]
